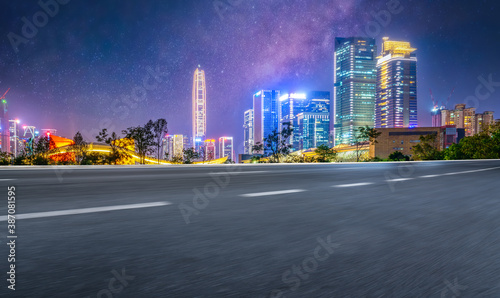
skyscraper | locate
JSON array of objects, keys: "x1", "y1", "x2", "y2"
[
  {"x1": 0, "y1": 99, "x2": 10, "y2": 153},
  {"x1": 334, "y1": 37, "x2": 377, "y2": 146},
  {"x1": 297, "y1": 112, "x2": 330, "y2": 150},
  {"x1": 243, "y1": 109, "x2": 254, "y2": 154},
  {"x1": 375, "y1": 37, "x2": 418, "y2": 129},
  {"x1": 204, "y1": 139, "x2": 216, "y2": 160},
  {"x1": 192, "y1": 66, "x2": 207, "y2": 150},
  {"x1": 253, "y1": 90, "x2": 280, "y2": 154},
  {"x1": 219, "y1": 137, "x2": 234, "y2": 162},
  {"x1": 280, "y1": 91, "x2": 330, "y2": 150}
]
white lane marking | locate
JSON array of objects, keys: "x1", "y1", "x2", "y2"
[
  {"x1": 0, "y1": 202, "x2": 171, "y2": 221},
  {"x1": 210, "y1": 171, "x2": 269, "y2": 175},
  {"x1": 386, "y1": 178, "x2": 414, "y2": 182},
  {"x1": 333, "y1": 182, "x2": 374, "y2": 188},
  {"x1": 419, "y1": 166, "x2": 500, "y2": 178},
  {"x1": 240, "y1": 189, "x2": 306, "y2": 197},
  {"x1": 0, "y1": 179, "x2": 14, "y2": 181}
]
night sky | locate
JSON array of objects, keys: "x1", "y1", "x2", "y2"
[{"x1": 1, "y1": 0, "x2": 499, "y2": 153}]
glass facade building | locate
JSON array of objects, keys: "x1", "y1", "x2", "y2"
[
  {"x1": 297, "y1": 112, "x2": 330, "y2": 150},
  {"x1": 334, "y1": 37, "x2": 377, "y2": 146},
  {"x1": 375, "y1": 37, "x2": 418, "y2": 129},
  {"x1": 253, "y1": 90, "x2": 280, "y2": 154},
  {"x1": 280, "y1": 91, "x2": 330, "y2": 150},
  {"x1": 243, "y1": 109, "x2": 254, "y2": 154},
  {"x1": 218, "y1": 137, "x2": 234, "y2": 162}
]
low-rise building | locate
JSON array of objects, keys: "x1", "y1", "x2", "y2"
[{"x1": 369, "y1": 126, "x2": 465, "y2": 159}]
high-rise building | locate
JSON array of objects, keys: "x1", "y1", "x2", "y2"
[
  {"x1": 334, "y1": 37, "x2": 377, "y2": 146},
  {"x1": 375, "y1": 37, "x2": 418, "y2": 129},
  {"x1": 0, "y1": 99, "x2": 10, "y2": 153},
  {"x1": 163, "y1": 134, "x2": 184, "y2": 160},
  {"x1": 243, "y1": 109, "x2": 254, "y2": 154},
  {"x1": 204, "y1": 139, "x2": 216, "y2": 160},
  {"x1": 219, "y1": 137, "x2": 234, "y2": 162},
  {"x1": 9, "y1": 119, "x2": 20, "y2": 157},
  {"x1": 439, "y1": 104, "x2": 494, "y2": 136},
  {"x1": 193, "y1": 67, "x2": 207, "y2": 150},
  {"x1": 253, "y1": 90, "x2": 280, "y2": 154},
  {"x1": 297, "y1": 112, "x2": 330, "y2": 150},
  {"x1": 280, "y1": 91, "x2": 330, "y2": 149}
]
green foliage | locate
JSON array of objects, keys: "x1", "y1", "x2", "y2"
[
  {"x1": 122, "y1": 122, "x2": 156, "y2": 164},
  {"x1": 412, "y1": 134, "x2": 444, "y2": 160},
  {"x1": 354, "y1": 126, "x2": 381, "y2": 162},
  {"x1": 73, "y1": 131, "x2": 89, "y2": 165},
  {"x1": 182, "y1": 148, "x2": 199, "y2": 164},
  {"x1": 152, "y1": 118, "x2": 168, "y2": 163},
  {"x1": 96, "y1": 128, "x2": 131, "y2": 165},
  {"x1": 256, "y1": 122, "x2": 294, "y2": 163},
  {"x1": 443, "y1": 126, "x2": 500, "y2": 160},
  {"x1": 314, "y1": 144, "x2": 337, "y2": 162},
  {"x1": 388, "y1": 151, "x2": 410, "y2": 161}
]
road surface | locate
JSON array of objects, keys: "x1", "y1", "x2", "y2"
[{"x1": 1, "y1": 160, "x2": 500, "y2": 297}]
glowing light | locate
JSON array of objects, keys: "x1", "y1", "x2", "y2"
[
  {"x1": 290, "y1": 93, "x2": 307, "y2": 99},
  {"x1": 255, "y1": 91, "x2": 262, "y2": 97},
  {"x1": 2, "y1": 100, "x2": 6, "y2": 104},
  {"x1": 279, "y1": 94, "x2": 289, "y2": 101}
]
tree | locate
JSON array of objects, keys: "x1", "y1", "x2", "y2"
[
  {"x1": 152, "y1": 118, "x2": 168, "y2": 163},
  {"x1": 122, "y1": 122, "x2": 156, "y2": 164},
  {"x1": 353, "y1": 126, "x2": 379, "y2": 162},
  {"x1": 0, "y1": 151, "x2": 10, "y2": 165},
  {"x1": 412, "y1": 134, "x2": 444, "y2": 160},
  {"x1": 32, "y1": 136, "x2": 54, "y2": 165},
  {"x1": 96, "y1": 128, "x2": 131, "y2": 165},
  {"x1": 388, "y1": 151, "x2": 410, "y2": 161},
  {"x1": 182, "y1": 147, "x2": 199, "y2": 164},
  {"x1": 315, "y1": 144, "x2": 337, "y2": 162},
  {"x1": 73, "y1": 131, "x2": 89, "y2": 165},
  {"x1": 257, "y1": 122, "x2": 294, "y2": 163}
]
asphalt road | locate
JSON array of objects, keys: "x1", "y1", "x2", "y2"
[{"x1": 1, "y1": 160, "x2": 500, "y2": 297}]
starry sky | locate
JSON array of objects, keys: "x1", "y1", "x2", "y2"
[{"x1": 0, "y1": 0, "x2": 499, "y2": 153}]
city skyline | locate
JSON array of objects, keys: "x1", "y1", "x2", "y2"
[{"x1": 1, "y1": 1, "x2": 499, "y2": 154}]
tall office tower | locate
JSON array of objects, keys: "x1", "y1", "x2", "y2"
[
  {"x1": 297, "y1": 113, "x2": 330, "y2": 150},
  {"x1": 219, "y1": 137, "x2": 234, "y2": 162},
  {"x1": 243, "y1": 109, "x2": 254, "y2": 154},
  {"x1": 253, "y1": 90, "x2": 280, "y2": 154},
  {"x1": 192, "y1": 67, "x2": 207, "y2": 150},
  {"x1": 375, "y1": 37, "x2": 418, "y2": 129},
  {"x1": 172, "y1": 135, "x2": 184, "y2": 159},
  {"x1": 9, "y1": 119, "x2": 20, "y2": 157},
  {"x1": 280, "y1": 91, "x2": 330, "y2": 150},
  {"x1": 204, "y1": 139, "x2": 216, "y2": 160},
  {"x1": 334, "y1": 37, "x2": 377, "y2": 146},
  {"x1": 0, "y1": 99, "x2": 10, "y2": 153}
]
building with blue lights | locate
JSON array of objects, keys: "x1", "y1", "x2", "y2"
[
  {"x1": 334, "y1": 37, "x2": 377, "y2": 146},
  {"x1": 280, "y1": 91, "x2": 330, "y2": 150},
  {"x1": 253, "y1": 90, "x2": 281, "y2": 154}
]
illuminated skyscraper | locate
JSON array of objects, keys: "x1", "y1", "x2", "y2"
[
  {"x1": 280, "y1": 91, "x2": 330, "y2": 149},
  {"x1": 163, "y1": 134, "x2": 184, "y2": 160},
  {"x1": 334, "y1": 37, "x2": 377, "y2": 146},
  {"x1": 192, "y1": 66, "x2": 207, "y2": 149},
  {"x1": 253, "y1": 90, "x2": 280, "y2": 154},
  {"x1": 219, "y1": 137, "x2": 234, "y2": 162},
  {"x1": 376, "y1": 37, "x2": 418, "y2": 129},
  {"x1": 204, "y1": 139, "x2": 216, "y2": 160},
  {"x1": 243, "y1": 109, "x2": 254, "y2": 154},
  {"x1": 0, "y1": 99, "x2": 10, "y2": 153}
]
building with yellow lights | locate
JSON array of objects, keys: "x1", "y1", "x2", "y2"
[
  {"x1": 437, "y1": 104, "x2": 495, "y2": 136},
  {"x1": 376, "y1": 37, "x2": 418, "y2": 129}
]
